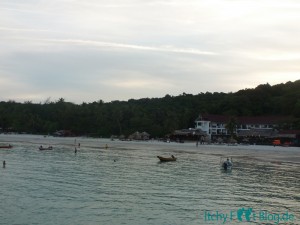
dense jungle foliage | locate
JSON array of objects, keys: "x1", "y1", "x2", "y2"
[{"x1": 0, "y1": 80, "x2": 299, "y2": 137}]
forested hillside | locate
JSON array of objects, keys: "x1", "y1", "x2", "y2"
[{"x1": 0, "y1": 80, "x2": 299, "y2": 137}]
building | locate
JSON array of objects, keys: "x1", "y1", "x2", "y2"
[
  {"x1": 274, "y1": 130, "x2": 300, "y2": 146},
  {"x1": 53, "y1": 130, "x2": 74, "y2": 137},
  {"x1": 128, "y1": 131, "x2": 150, "y2": 140},
  {"x1": 168, "y1": 128, "x2": 207, "y2": 142},
  {"x1": 194, "y1": 114, "x2": 294, "y2": 144}
]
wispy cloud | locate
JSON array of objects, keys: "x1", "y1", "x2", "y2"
[
  {"x1": 0, "y1": 26, "x2": 57, "y2": 33},
  {"x1": 8, "y1": 37, "x2": 218, "y2": 56}
]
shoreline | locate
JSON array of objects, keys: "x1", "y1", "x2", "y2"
[{"x1": 1, "y1": 134, "x2": 299, "y2": 165}]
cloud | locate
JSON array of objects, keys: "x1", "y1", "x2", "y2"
[
  {"x1": 0, "y1": 0, "x2": 299, "y2": 103},
  {"x1": 5, "y1": 36, "x2": 217, "y2": 56}
]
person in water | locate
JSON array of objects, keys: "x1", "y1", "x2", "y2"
[
  {"x1": 3, "y1": 160, "x2": 6, "y2": 168},
  {"x1": 223, "y1": 158, "x2": 232, "y2": 170},
  {"x1": 223, "y1": 161, "x2": 228, "y2": 170},
  {"x1": 226, "y1": 158, "x2": 232, "y2": 166}
]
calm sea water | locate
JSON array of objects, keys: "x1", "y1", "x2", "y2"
[{"x1": 0, "y1": 135, "x2": 299, "y2": 225}]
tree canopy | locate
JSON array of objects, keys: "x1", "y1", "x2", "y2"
[{"x1": 0, "y1": 80, "x2": 299, "y2": 137}]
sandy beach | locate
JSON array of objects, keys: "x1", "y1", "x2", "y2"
[{"x1": 1, "y1": 134, "x2": 299, "y2": 165}]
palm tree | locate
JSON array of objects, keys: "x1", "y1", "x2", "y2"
[{"x1": 225, "y1": 116, "x2": 237, "y2": 138}]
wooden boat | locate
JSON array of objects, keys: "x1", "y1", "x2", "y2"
[
  {"x1": 157, "y1": 155, "x2": 177, "y2": 162},
  {"x1": 0, "y1": 144, "x2": 13, "y2": 149},
  {"x1": 39, "y1": 146, "x2": 53, "y2": 150}
]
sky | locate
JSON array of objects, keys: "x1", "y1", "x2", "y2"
[{"x1": 0, "y1": 0, "x2": 299, "y2": 104}]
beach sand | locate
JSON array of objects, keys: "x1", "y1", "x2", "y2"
[{"x1": 0, "y1": 134, "x2": 299, "y2": 165}]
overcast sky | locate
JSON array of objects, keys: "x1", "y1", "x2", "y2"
[{"x1": 1, "y1": 0, "x2": 299, "y2": 104}]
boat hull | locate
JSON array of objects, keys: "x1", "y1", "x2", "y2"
[
  {"x1": 39, "y1": 146, "x2": 53, "y2": 150},
  {"x1": 157, "y1": 156, "x2": 177, "y2": 162},
  {"x1": 0, "y1": 145, "x2": 12, "y2": 149}
]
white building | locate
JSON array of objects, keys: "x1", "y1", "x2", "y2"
[{"x1": 195, "y1": 114, "x2": 288, "y2": 139}]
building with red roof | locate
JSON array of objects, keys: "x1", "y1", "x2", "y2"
[{"x1": 195, "y1": 114, "x2": 299, "y2": 146}]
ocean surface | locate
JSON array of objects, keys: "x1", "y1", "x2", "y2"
[{"x1": 0, "y1": 135, "x2": 299, "y2": 225}]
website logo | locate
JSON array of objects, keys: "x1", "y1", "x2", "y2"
[
  {"x1": 237, "y1": 207, "x2": 253, "y2": 222},
  {"x1": 203, "y1": 208, "x2": 295, "y2": 224}
]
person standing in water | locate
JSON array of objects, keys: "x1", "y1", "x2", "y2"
[{"x1": 3, "y1": 160, "x2": 6, "y2": 168}]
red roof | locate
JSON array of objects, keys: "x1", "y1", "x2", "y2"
[
  {"x1": 196, "y1": 114, "x2": 291, "y2": 125},
  {"x1": 237, "y1": 116, "x2": 290, "y2": 124},
  {"x1": 278, "y1": 130, "x2": 300, "y2": 135}
]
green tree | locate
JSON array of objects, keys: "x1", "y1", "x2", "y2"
[{"x1": 225, "y1": 117, "x2": 237, "y2": 138}]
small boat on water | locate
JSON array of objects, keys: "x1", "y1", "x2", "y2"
[
  {"x1": 0, "y1": 144, "x2": 13, "y2": 149},
  {"x1": 157, "y1": 155, "x2": 177, "y2": 162},
  {"x1": 220, "y1": 157, "x2": 233, "y2": 171},
  {"x1": 39, "y1": 146, "x2": 53, "y2": 151}
]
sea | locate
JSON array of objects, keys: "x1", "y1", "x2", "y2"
[{"x1": 0, "y1": 134, "x2": 299, "y2": 225}]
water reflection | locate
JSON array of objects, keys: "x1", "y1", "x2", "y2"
[{"x1": 0, "y1": 135, "x2": 299, "y2": 225}]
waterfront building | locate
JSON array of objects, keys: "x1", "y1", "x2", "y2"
[
  {"x1": 168, "y1": 128, "x2": 207, "y2": 142},
  {"x1": 194, "y1": 114, "x2": 299, "y2": 145},
  {"x1": 128, "y1": 131, "x2": 150, "y2": 140},
  {"x1": 195, "y1": 114, "x2": 288, "y2": 135}
]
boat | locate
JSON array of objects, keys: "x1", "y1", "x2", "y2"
[
  {"x1": 39, "y1": 146, "x2": 53, "y2": 150},
  {"x1": 220, "y1": 157, "x2": 233, "y2": 171},
  {"x1": 157, "y1": 155, "x2": 177, "y2": 162},
  {"x1": 0, "y1": 144, "x2": 13, "y2": 149}
]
